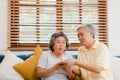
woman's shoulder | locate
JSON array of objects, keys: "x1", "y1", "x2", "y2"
[
  {"x1": 43, "y1": 50, "x2": 50, "y2": 54},
  {"x1": 41, "y1": 50, "x2": 51, "y2": 56},
  {"x1": 64, "y1": 52, "x2": 73, "y2": 58}
]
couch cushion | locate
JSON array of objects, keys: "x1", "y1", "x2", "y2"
[
  {"x1": 0, "y1": 50, "x2": 24, "y2": 80},
  {"x1": 0, "y1": 55, "x2": 4, "y2": 63},
  {"x1": 17, "y1": 53, "x2": 33, "y2": 60},
  {"x1": 72, "y1": 54, "x2": 77, "y2": 59},
  {"x1": 13, "y1": 44, "x2": 43, "y2": 80}
]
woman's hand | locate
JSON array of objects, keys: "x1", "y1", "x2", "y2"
[
  {"x1": 63, "y1": 64, "x2": 75, "y2": 80},
  {"x1": 53, "y1": 61, "x2": 67, "y2": 70},
  {"x1": 63, "y1": 64, "x2": 72, "y2": 73}
]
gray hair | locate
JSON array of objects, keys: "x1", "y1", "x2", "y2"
[
  {"x1": 77, "y1": 24, "x2": 95, "y2": 38},
  {"x1": 49, "y1": 32, "x2": 69, "y2": 51}
]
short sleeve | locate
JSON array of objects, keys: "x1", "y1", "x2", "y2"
[
  {"x1": 95, "y1": 44, "x2": 111, "y2": 70},
  {"x1": 37, "y1": 51, "x2": 48, "y2": 68}
]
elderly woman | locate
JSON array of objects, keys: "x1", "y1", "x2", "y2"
[{"x1": 37, "y1": 32, "x2": 75, "y2": 80}]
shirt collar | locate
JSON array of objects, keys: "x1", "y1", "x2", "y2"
[{"x1": 92, "y1": 40, "x2": 98, "y2": 49}]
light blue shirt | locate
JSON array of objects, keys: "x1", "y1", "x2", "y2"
[{"x1": 37, "y1": 51, "x2": 73, "y2": 80}]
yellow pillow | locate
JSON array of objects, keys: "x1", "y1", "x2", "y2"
[
  {"x1": 13, "y1": 44, "x2": 43, "y2": 80},
  {"x1": 75, "y1": 76, "x2": 82, "y2": 80},
  {"x1": 75, "y1": 76, "x2": 83, "y2": 80}
]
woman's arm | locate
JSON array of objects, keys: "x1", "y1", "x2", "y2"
[
  {"x1": 37, "y1": 61, "x2": 67, "y2": 78},
  {"x1": 36, "y1": 66, "x2": 56, "y2": 78}
]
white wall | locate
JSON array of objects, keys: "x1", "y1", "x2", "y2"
[
  {"x1": 0, "y1": 0, "x2": 7, "y2": 54},
  {"x1": 108, "y1": 0, "x2": 120, "y2": 55},
  {"x1": 0, "y1": 0, "x2": 120, "y2": 55}
]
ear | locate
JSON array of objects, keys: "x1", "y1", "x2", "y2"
[{"x1": 90, "y1": 32, "x2": 94, "y2": 38}]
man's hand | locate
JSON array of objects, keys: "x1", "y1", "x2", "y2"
[{"x1": 64, "y1": 58, "x2": 77, "y2": 66}]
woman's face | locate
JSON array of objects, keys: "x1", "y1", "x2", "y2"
[{"x1": 53, "y1": 36, "x2": 66, "y2": 54}]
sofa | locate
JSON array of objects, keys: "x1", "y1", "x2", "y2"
[
  {"x1": 0, "y1": 50, "x2": 120, "y2": 80},
  {"x1": 0, "y1": 50, "x2": 77, "y2": 80}
]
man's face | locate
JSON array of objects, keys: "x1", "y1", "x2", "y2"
[{"x1": 77, "y1": 27, "x2": 92, "y2": 45}]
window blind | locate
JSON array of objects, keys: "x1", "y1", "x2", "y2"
[{"x1": 8, "y1": 0, "x2": 108, "y2": 51}]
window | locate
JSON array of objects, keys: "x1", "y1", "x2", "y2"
[{"x1": 8, "y1": 0, "x2": 108, "y2": 51}]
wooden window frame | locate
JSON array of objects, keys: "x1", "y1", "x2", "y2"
[{"x1": 8, "y1": 0, "x2": 108, "y2": 51}]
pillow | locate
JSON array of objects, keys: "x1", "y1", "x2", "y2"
[
  {"x1": 0, "y1": 50, "x2": 24, "y2": 80},
  {"x1": 13, "y1": 44, "x2": 43, "y2": 80},
  {"x1": 75, "y1": 76, "x2": 83, "y2": 80}
]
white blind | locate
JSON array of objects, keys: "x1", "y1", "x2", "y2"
[{"x1": 8, "y1": 0, "x2": 108, "y2": 50}]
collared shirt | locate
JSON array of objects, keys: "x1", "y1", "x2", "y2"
[{"x1": 78, "y1": 40, "x2": 113, "y2": 80}]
